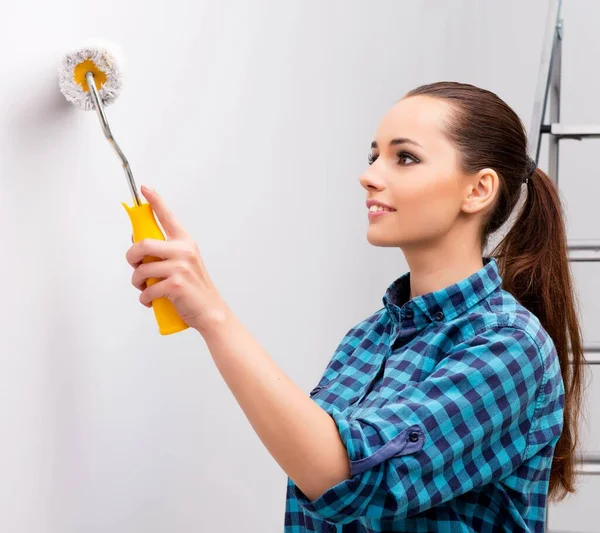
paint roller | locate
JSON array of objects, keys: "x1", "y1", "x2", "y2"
[{"x1": 58, "y1": 40, "x2": 189, "y2": 335}]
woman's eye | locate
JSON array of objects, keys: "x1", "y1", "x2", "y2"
[
  {"x1": 368, "y1": 151, "x2": 418, "y2": 166},
  {"x1": 397, "y1": 152, "x2": 419, "y2": 165}
]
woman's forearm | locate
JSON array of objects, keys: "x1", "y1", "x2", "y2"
[{"x1": 200, "y1": 309, "x2": 350, "y2": 500}]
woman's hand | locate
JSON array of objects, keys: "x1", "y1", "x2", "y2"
[{"x1": 126, "y1": 185, "x2": 229, "y2": 334}]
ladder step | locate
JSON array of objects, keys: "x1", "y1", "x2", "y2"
[
  {"x1": 570, "y1": 346, "x2": 600, "y2": 366},
  {"x1": 577, "y1": 452, "x2": 600, "y2": 475},
  {"x1": 569, "y1": 257, "x2": 600, "y2": 263},
  {"x1": 584, "y1": 343, "x2": 600, "y2": 354},
  {"x1": 580, "y1": 452, "x2": 600, "y2": 464},
  {"x1": 568, "y1": 241, "x2": 600, "y2": 262},
  {"x1": 542, "y1": 124, "x2": 600, "y2": 138},
  {"x1": 577, "y1": 464, "x2": 600, "y2": 475},
  {"x1": 576, "y1": 466, "x2": 600, "y2": 475}
]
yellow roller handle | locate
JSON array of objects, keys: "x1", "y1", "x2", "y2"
[{"x1": 122, "y1": 202, "x2": 189, "y2": 335}]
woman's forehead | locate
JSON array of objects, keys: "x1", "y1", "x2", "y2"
[{"x1": 374, "y1": 96, "x2": 452, "y2": 149}]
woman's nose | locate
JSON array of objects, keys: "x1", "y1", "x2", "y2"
[{"x1": 359, "y1": 170, "x2": 385, "y2": 191}]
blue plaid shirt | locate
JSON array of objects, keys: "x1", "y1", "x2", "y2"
[{"x1": 284, "y1": 257, "x2": 563, "y2": 532}]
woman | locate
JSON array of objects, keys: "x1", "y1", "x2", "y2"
[{"x1": 126, "y1": 82, "x2": 585, "y2": 532}]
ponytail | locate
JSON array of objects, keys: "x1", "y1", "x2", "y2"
[{"x1": 492, "y1": 167, "x2": 586, "y2": 499}]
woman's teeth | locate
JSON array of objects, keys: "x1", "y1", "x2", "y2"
[{"x1": 369, "y1": 205, "x2": 393, "y2": 212}]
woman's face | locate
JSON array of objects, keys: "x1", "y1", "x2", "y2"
[{"x1": 360, "y1": 95, "x2": 477, "y2": 249}]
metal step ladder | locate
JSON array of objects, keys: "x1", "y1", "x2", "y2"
[
  {"x1": 531, "y1": 0, "x2": 600, "y2": 268},
  {"x1": 530, "y1": 0, "x2": 600, "y2": 530}
]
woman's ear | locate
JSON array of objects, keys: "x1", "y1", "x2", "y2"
[{"x1": 461, "y1": 168, "x2": 499, "y2": 214}]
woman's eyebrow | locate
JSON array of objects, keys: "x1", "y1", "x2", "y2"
[{"x1": 371, "y1": 138, "x2": 424, "y2": 149}]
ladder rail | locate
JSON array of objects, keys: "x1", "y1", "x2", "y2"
[{"x1": 529, "y1": 0, "x2": 563, "y2": 167}]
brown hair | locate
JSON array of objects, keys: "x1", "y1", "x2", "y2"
[{"x1": 405, "y1": 81, "x2": 584, "y2": 500}]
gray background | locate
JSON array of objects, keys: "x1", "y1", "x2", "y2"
[{"x1": 0, "y1": 0, "x2": 596, "y2": 531}]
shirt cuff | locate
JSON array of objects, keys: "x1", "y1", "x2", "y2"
[{"x1": 294, "y1": 407, "x2": 425, "y2": 523}]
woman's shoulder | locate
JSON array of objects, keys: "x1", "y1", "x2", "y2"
[
  {"x1": 477, "y1": 286, "x2": 556, "y2": 356},
  {"x1": 454, "y1": 287, "x2": 561, "y2": 392}
]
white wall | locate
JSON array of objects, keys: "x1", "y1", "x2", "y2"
[{"x1": 0, "y1": 0, "x2": 595, "y2": 531}]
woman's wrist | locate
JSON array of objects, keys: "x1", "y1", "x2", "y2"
[{"x1": 190, "y1": 296, "x2": 235, "y2": 340}]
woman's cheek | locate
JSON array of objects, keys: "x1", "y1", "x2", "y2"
[{"x1": 402, "y1": 179, "x2": 459, "y2": 237}]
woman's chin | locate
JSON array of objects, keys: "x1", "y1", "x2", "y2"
[{"x1": 366, "y1": 229, "x2": 401, "y2": 248}]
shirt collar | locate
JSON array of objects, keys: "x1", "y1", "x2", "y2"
[{"x1": 382, "y1": 257, "x2": 502, "y2": 330}]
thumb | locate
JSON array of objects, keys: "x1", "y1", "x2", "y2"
[{"x1": 141, "y1": 185, "x2": 187, "y2": 239}]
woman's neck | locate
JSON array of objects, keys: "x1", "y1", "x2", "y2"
[{"x1": 402, "y1": 238, "x2": 485, "y2": 299}]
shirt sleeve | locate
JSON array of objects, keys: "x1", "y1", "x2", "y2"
[{"x1": 294, "y1": 326, "x2": 548, "y2": 524}]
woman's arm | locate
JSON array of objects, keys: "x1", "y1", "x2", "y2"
[
  {"x1": 201, "y1": 309, "x2": 350, "y2": 500},
  {"x1": 125, "y1": 186, "x2": 350, "y2": 500}
]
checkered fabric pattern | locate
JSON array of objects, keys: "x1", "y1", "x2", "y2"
[{"x1": 284, "y1": 257, "x2": 564, "y2": 532}]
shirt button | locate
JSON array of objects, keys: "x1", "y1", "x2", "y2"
[
  {"x1": 434, "y1": 311, "x2": 444, "y2": 321},
  {"x1": 404, "y1": 308, "x2": 414, "y2": 319},
  {"x1": 408, "y1": 431, "x2": 420, "y2": 443}
]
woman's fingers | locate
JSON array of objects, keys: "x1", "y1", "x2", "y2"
[
  {"x1": 131, "y1": 259, "x2": 184, "y2": 291},
  {"x1": 139, "y1": 278, "x2": 173, "y2": 307},
  {"x1": 140, "y1": 186, "x2": 188, "y2": 240},
  {"x1": 126, "y1": 238, "x2": 188, "y2": 267}
]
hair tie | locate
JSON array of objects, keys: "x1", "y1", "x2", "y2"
[{"x1": 524, "y1": 158, "x2": 537, "y2": 184}]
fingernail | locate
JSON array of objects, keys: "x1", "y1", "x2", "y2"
[{"x1": 142, "y1": 185, "x2": 154, "y2": 193}]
